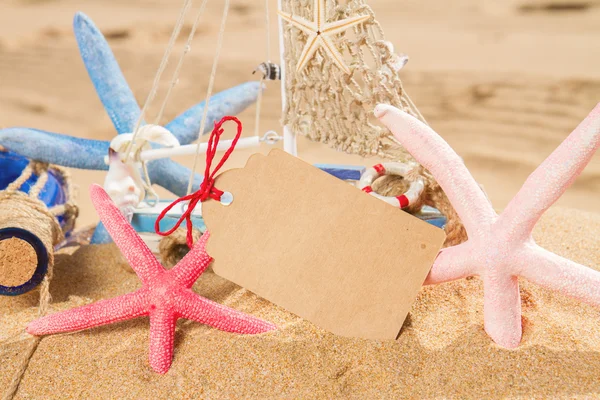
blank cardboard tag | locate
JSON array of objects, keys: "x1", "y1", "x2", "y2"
[{"x1": 202, "y1": 149, "x2": 445, "y2": 340}]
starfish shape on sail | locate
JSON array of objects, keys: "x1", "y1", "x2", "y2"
[
  {"x1": 0, "y1": 12, "x2": 260, "y2": 198},
  {"x1": 27, "y1": 184, "x2": 276, "y2": 374},
  {"x1": 278, "y1": 0, "x2": 369, "y2": 74},
  {"x1": 375, "y1": 103, "x2": 600, "y2": 348}
]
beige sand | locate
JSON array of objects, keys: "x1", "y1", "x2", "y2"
[
  {"x1": 1, "y1": 207, "x2": 599, "y2": 398},
  {"x1": 0, "y1": 238, "x2": 36, "y2": 287},
  {"x1": 1, "y1": 0, "x2": 600, "y2": 398},
  {"x1": 0, "y1": 0, "x2": 599, "y2": 227}
]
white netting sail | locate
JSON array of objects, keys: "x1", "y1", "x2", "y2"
[
  {"x1": 279, "y1": 0, "x2": 468, "y2": 246},
  {"x1": 280, "y1": 0, "x2": 423, "y2": 161}
]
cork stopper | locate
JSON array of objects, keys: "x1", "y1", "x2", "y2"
[
  {"x1": 0, "y1": 195, "x2": 56, "y2": 295},
  {"x1": 0, "y1": 237, "x2": 38, "y2": 287}
]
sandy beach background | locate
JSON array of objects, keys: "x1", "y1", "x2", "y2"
[{"x1": 1, "y1": 0, "x2": 600, "y2": 398}]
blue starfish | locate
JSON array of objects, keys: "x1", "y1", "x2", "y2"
[{"x1": 0, "y1": 13, "x2": 261, "y2": 243}]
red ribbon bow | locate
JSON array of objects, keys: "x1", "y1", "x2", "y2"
[{"x1": 155, "y1": 116, "x2": 243, "y2": 248}]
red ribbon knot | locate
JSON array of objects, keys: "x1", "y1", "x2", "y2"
[{"x1": 155, "y1": 116, "x2": 243, "y2": 248}]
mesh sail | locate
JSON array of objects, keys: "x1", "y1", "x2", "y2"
[
  {"x1": 280, "y1": 0, "x2": 422, "y2": 161},
  {"x1": 279, "y1": 0, "x2": 468, "y2": 246}
]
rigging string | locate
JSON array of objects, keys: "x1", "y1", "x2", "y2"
[
  {"x1": 120, "y1": 0, "x2": 193, "y2": 206},
  {"x1": 403, "y1": 92, "x2": 427, "y2": 126},
  {"x1": 125, "y1": 0, "x2": 193, "y2": 161},
  {"x1": 253, "y1": 79, "x2": 265, "y2": 138},
  {"x1": 155, "y1": 0, "x2": 210, "y2": 125},
  {"x1": 155, "y1": 116, "x2": 243, "y2": 248},
  {"x1": 186, "y1": 0, "x2": 231, "y2": 195},
  {"x1": 139, "y1": 0, "x2": 211, "y2": 206},
  {"x1": 265, "y1": 0, "x2": 271, "y2": 63},
  {"x1": 253, "y1": 0, "x2": 272, "y2": 138}
]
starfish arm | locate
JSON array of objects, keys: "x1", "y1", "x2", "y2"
[
  {"x1": 0, "y1": 128, "x2": 109, "y2": 170},
  {"x1": 176, "y1": 289, "x2": 276, "y2": 334},
  {"x1": 482, "y1": 274, "x2": 522, "y2": 349},
  {"x1": 27, "y1": 289, "x2": 149, "y2": 335},
  {"x1": 296, "y1": 32, "x2": 321, "y2": 73},
  {"x1": 500, "y1": 104, "x2": 600, "y2": 240},
  {"x1": 520, "y1": 244, "x2": 600, "y2": 307},
  {"x1": 74, "y1": 12, "x2": 141, "y2": 134},
  {"x1": 320, "y1": 35, "x2": 351, "y2": 75},
  {"x1": 170, "y1": 231, "x2": 213, "y2": 288},
  {"x1": 147, "y1": 158, "x2": 203, "y2": 197},
  {"x1": 90, "y1": 185, "x2": 164, "y2": 283},
  {"x1": 277, "y1": 10, "x2": 318, "y2": 35},
  {"x1": 375, "y1": 105, "x2": 497, "y2": 237},
  {"x1": 166, "y1": 82, "x2": 262, "y2": 146},
  {"x1": 91, "y1": 160, "x2": 203, "y2": 244},
  {"x1": 322, "y1": 14, "x2": 370, "y2": 36},
  {"x1": 314, "y1": 0, "x2": 325, "y2": 30},
  {"x1": 148, "y1": 308, "x2": 177, "y2": 374},
  {"x1": 424, "y1": 241, "x2": 478, "y2": 285},
  {"x1": 90, "y1": 222, "x2": 112, "y2": 244}
]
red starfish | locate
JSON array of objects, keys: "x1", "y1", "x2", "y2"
[{"x1": 27, "y1": 184, "x2": 276, "y2": 374}]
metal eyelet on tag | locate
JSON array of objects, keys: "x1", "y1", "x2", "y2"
[{"x1": 220, "y1": 191, "x2": 233, "y2": 206}]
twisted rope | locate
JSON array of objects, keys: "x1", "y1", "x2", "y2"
[
  {"x1": 372, "y1": 165, "x2": 467, "y2": 246},
  {"x1": 186, "y1": 0, "x2": 231, "y2": 195},
  {"x1": 1, "y1": 161, "x2": 77, "y2": 400}
]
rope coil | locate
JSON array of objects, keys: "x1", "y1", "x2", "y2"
[{"x1": 1, "y1": 161, "x2": 77, "y2": 400}]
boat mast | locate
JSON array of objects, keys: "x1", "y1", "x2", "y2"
[{"x1": 277, "y1": 0, "x2": 298, "y2": 156}]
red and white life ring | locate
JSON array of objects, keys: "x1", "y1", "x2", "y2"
[{"x1": 358, "y1": 162, "x2": 424, "y2": 209}]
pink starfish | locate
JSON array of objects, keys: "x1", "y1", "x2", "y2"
[
  {"x1": 375, "y1": 103, "x2": 600, "y2": 348},
  {"x1": 27, "y1": 184, "x2": 276, "y2": 374}
]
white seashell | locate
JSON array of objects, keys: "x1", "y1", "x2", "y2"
[
  {"x1": 381, "y1": 40, "x2": 395, "y2": 54},
  {"x1": 389, "y1": 53, "x2": 409, "y2": 72},
  {"x1": 104, "y1": 125, "x2": 178, "y2": 217},
  {"x1": 377, "y1": 40, "x2": 409, "y2": 72},
  {"x1": 109, "y1": 124, "x2": 180, "y2": 154},
  {"x1": 109, "y1": 134, "x2": 136, "y2": 153},
  {"x1": 104, "y1": 149, "x2": 145, "y2": 220},
  {"x1": 135, "y1": 124, "x2": 180, "y2": 148}
]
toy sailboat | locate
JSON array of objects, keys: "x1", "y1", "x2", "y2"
[
  {"x1": 109, "y1": 0, "x2": 451, "y2": 252},
  {"x1": 0, "y1": 0, "x2": 463, "y2": 294}
]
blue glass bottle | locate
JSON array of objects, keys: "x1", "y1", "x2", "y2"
[{"x1": 0, "y1": 150, "x2": 69, "y2": 295}]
